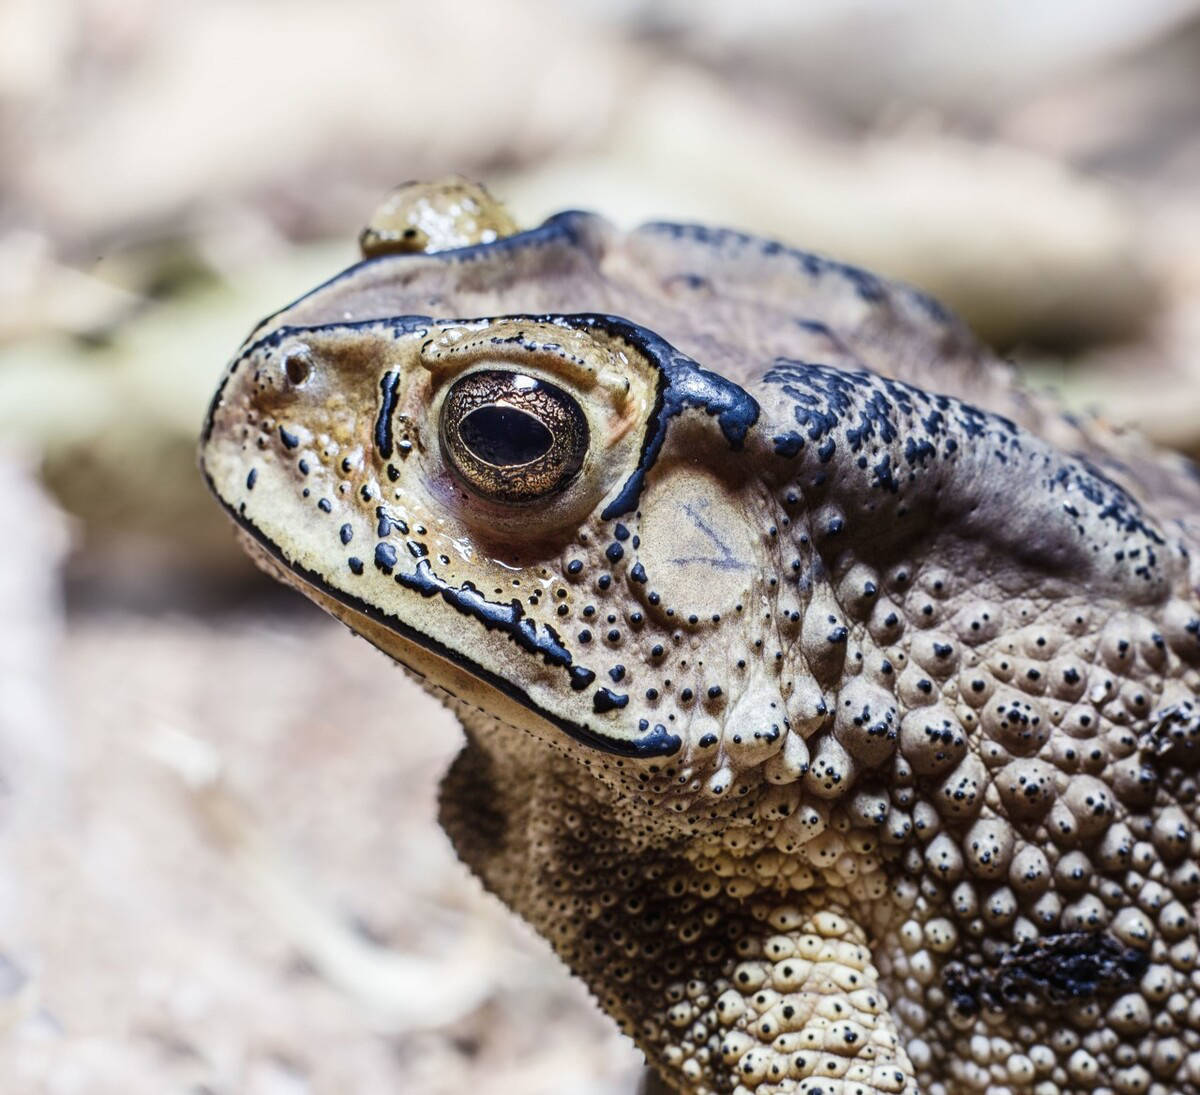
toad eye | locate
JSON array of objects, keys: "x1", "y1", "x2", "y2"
[{"x1": 439, "y1": 369, "x2": 588, "y2": 504}]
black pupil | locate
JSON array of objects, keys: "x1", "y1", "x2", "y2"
[{"x1": 460, "y1": 405, "x2": 554, "y2": 466}]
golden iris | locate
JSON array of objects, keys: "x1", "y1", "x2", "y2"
[{"x1": 439, "y1": 370, "x2": 588, "y2": 504}]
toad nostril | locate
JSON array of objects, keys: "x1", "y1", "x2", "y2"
[{"x1": 284, "y1": 349, "x2": 313, "y2": 385}]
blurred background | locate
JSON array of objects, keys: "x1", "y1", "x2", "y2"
[{"x1": 2, "y1": 1, "x2": 1199, "y2": 1092}]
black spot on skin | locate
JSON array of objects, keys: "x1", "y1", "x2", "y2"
[
  {"x1": 340, "y1": 523, "x2": 353, "y2": 545},
  {"x1": 374, "y1": 542, "x2": 398, "y2": 574},
  {"x1": 943, "y1": 932, "x2": 1149, "y2": 1014},
  {"x1": 279, "y1": 425, "x2": 299, "y2": 449},
  {"x1": 245, "y1": 468, "x2": 257, "y2": 490},
  {"x1": 593, "y1": 688, "x2": 629, "y2": 714},
  {"x1": 348, "y1": 557, "x2": 363, "y2": 575},
  {"x1": 872, "y1": 453, "x2": 897, "y2": 492},
  {"x1": 773, "y1": 431, "x2": 804, "y2": 457},
  {"x1": 570, "y1": 666, "x2": 596, "y2": 691}
]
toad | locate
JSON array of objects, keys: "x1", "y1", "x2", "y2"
[{"x1": 201, "y1": 179, "x2": 1200, "y2": 1094}]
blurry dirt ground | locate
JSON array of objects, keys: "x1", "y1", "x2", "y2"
[
  {"x1": 3, "y1": 607, "x2": 642, "y2": 1094},
  {"x1": 3, "y1": 2, "x2": 1200, "y2": 1093}
]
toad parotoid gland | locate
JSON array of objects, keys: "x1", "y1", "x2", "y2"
[{"x1": 202, "y1": 178, "x2": 1200, "y2": 1095}]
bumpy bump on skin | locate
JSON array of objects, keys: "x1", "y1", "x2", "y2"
[
  {"x1": 358, "y1": 176, "x2": 519, "y2": 257},
  {"x1": 201, "y1": 182, "x2": 1200, "y2": 1094}
]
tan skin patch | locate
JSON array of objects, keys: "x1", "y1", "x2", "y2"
[{"x1": 635, "y1": 461, "x2": 758, "y2": 625}]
